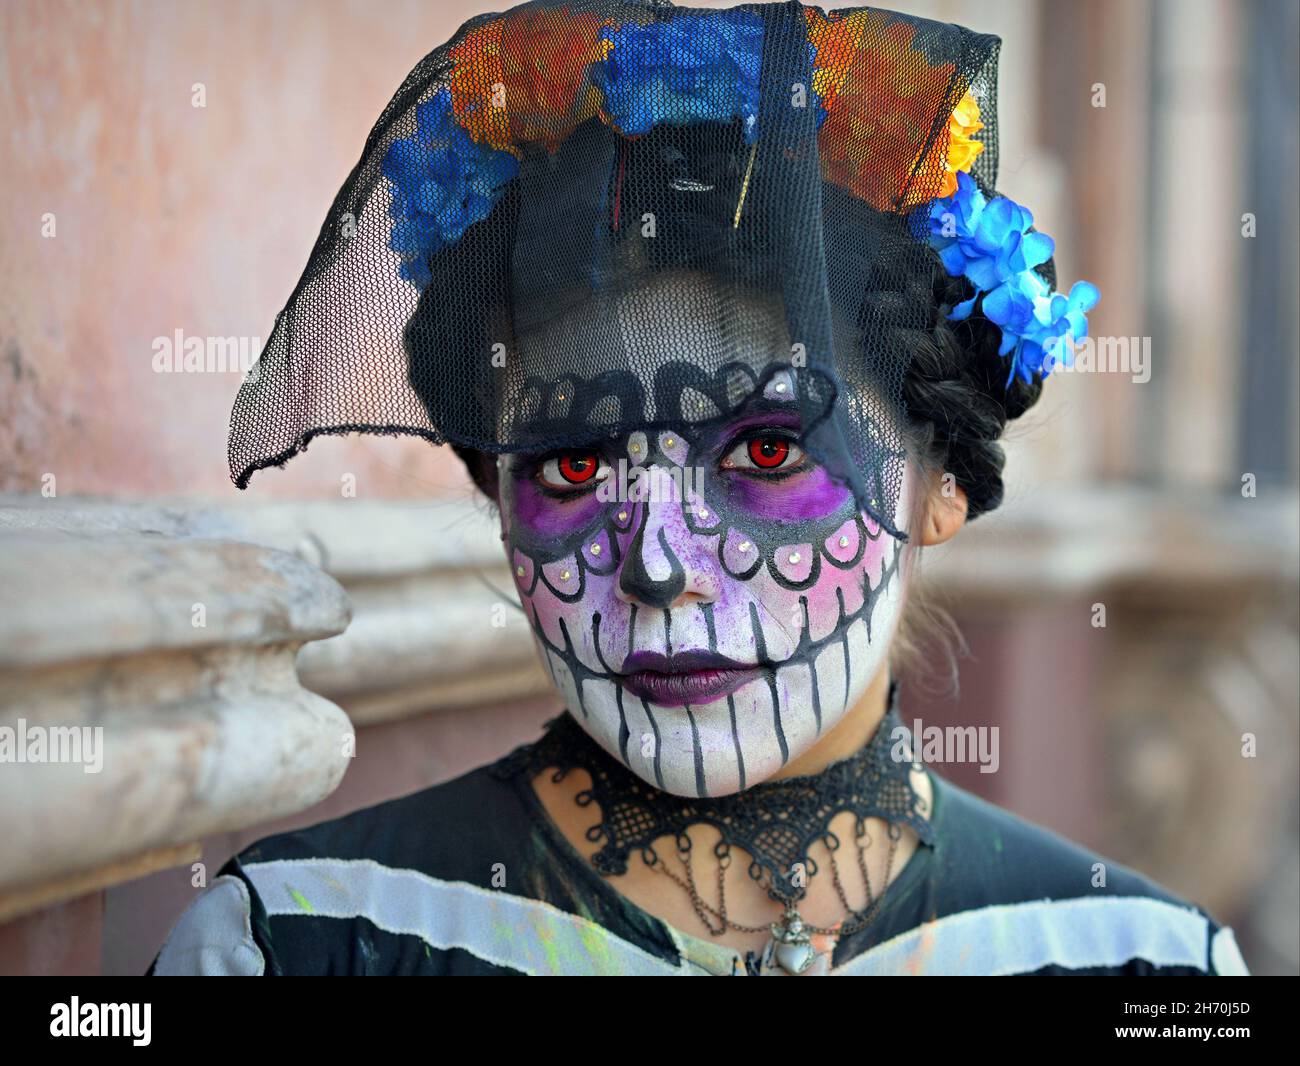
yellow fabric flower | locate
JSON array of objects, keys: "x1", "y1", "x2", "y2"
[{"x1": 938, "y1": 90, "x2": 984, "y2": 196}]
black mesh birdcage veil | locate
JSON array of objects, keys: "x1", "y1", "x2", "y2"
[{"x1": 227, "y1": 0, "x2": 1000, "y2": 539}]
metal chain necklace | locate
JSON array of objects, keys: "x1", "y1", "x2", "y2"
[
  {"x1": 652, "y1": 820, "x2": 902, "y2": 935},
  {"x1": 491, "y1": 682, "x2": 934, "y2": 975},
  {"x1": 648, "y1": 822, "x2": 904, "y2": 974}
]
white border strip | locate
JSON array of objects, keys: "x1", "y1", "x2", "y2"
[
  {"x1": 833, "y1": 895, "x2": 1214, "y2": 975},
  {"x1": 1211, "y1": 927, "x2": 1250, "y2": 976},
  {"x1": 243, "y1": 857, "x2": 684, "y2": 976}
]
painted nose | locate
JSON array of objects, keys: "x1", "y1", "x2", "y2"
[{"x1": 617, "y1": 480, "x2": 718, "y2": 610}]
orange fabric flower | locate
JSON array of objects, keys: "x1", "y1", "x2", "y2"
[
  {"x1": 447, "y1": 7, "x2": 613, "y2": 153},
  {"x1": 815, "y1": 12, "x2": 958, "y2": 211},
  {"x1": 804, "y1": 7, "x2": 871, "y2": 115}
]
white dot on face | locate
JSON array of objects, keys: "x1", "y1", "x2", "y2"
[
  {"x1": 664, "y1": 437, "x2": 676, "y2": 449},
  {"x1": 590, "y1": 544, "x2": 601, "y2": 555},
  {"x1": 516, "y1": 565, "x2": 525, "y2": 577},
  {"x1": 560, "y1": 569, "x2": 571, "y2": 581},
  {"x1": 838, "y1": 536, "x2": 849, "y2": 548},
  {"x1": 630, "y1": 444, "x2": 641, "y2": 454},
  {"x1": 698, "y1": 508, "x2": 709, "y2": 519},
  {"x1": 739, "y1": 541, "x2": 752, "y2": 552},
  {"x1": 789, "y1": 551, "x2": 801, "y2": 564},
  {"x1": 775, "y1": 381, "x2": 788, "y2": 394},
  {"x1": 617, "y1": 511, "x2": 628, "y2": 522}
]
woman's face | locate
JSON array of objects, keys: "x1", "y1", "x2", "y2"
[
  {"x1": 496, "y1": 274, "x2": 910, "y2": 796},
  {"x1": 498, "y1": 369, "x2": 910, "y2": 797}
]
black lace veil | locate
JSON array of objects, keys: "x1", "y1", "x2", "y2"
[{"x1": 227, "y1": 0, "x2": 1000, "y2": 539}]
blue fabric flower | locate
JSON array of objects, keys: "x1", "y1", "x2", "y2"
[
  {"x1": 803, "y1": 40, "x2": 833, "y2": 130},
  {"x1": 590, "y1": 10, "x2": 766, "y2": 144},
  {"x1": 924, "y1": 172, "x2": 1099, "y2": 384},
  {"x1": 381, "y1": 87, "x2": 519, "y2": 289}
]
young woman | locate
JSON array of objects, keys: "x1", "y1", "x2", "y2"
[{"x1": 154, "y1": 0, "x2": 1247, "y2": 975}]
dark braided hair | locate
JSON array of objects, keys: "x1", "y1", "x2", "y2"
[
  {"x1": 895, "y1": 263, "x2": 1046, "y2": 521},
  {"x1": 882, "y1": 254, "x2": 1054, "y2": 690}
]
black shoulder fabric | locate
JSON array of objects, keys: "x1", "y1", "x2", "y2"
[
  {"x1": 828, "y1": 772, "x2": 1233, "y2": 975},
  {"x1": 145, "y1": 756, "x2": 1236, "y2": 975}
]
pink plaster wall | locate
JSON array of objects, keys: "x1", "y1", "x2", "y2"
[{"x1": 0, "y1": 0, "x2": 511, "y2": 499}]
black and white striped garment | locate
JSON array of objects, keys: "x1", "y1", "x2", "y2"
[{"x1": 148, "y1": 745, "x2": 1250, "y2": 976}]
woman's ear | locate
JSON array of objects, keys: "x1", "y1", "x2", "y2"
[{"x1": 918, "y1": 470, "x2": 968, "y2": 547}]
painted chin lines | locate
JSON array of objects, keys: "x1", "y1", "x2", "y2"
[{"x1": 589, "y1": 539, "x2": 900, "y2": 796}]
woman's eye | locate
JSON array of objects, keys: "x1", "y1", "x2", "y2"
[
  {"x1": 722, "y1": 435, "x2": 806, "y2": 472},
  {"x1": 537, "y1": 453, "x2": 608, "y2": 489}
]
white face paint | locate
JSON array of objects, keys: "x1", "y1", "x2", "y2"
[{"x1": 499, "y1": 369, "x2": 911, "y2": 797}]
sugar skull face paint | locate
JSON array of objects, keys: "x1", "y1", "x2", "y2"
[{"x1": 499, "y1": 370, "x2": 909, "y2": 797}]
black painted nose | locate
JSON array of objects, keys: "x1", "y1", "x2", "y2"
[{"x1": 619, "y1": 520, "x2": 686, "y2": 609}]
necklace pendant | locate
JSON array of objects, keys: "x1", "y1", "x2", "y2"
[{"x1": 766, "y1": 908, "x2": 822, "y2": 975}]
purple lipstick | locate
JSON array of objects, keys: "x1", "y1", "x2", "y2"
[{"x1": 618, "y1": 650, "x2": 764, "y2": 707}]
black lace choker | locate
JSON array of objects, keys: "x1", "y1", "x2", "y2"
[{"x1": 491, "y1": 682, "x2": 935, "y2": 909}]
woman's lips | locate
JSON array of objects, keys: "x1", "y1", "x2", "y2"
[{"x1": 618, "y1": 651, "x2": 764, "y2": 707}]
